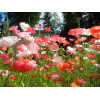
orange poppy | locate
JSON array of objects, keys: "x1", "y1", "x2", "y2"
[{"x1": 90, "y1": 26, "x2": 100, "y2": 39}]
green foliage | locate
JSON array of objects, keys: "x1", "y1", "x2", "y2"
[{"x1": 7, "y1": 12, "x2": 41, "y2": 26}]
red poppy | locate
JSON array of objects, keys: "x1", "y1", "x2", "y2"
[
  {"x1": 69, "y1": 38, "x2": 75, "y2": 41},
  {"x1": 57, "y1": 61, "x2": 64, "y2": 71},
  {"x1": 44, "y1": 27, "x2": 51, "y2": 31},
  {"x1": 38, "y1": 67, "x2": 44, "y2": 72},
  {"x1": 90, "y1": 73, "x2": 99, "y2": 79},
  {"x1": 86, "y1": 53, "x2": 96, "y2": 58},
  {"x1": 90, "y1": 26, "x2": 100, "y2": 39},
  {"x1": 76, "y1": 78, "x2": 85, "y2": 85},
  {"x1": 11, "y1": 59, "x2": 37, "y2": 73},
  {"x1": 45, "y1": 73, "x2": 62, "y2": 82},
  {"x1": 70, "y1": 82, "x2": 79, "y2": 87},
  {"x1": 90, "y1": 38, "x2": 96, "y2": 43},
  {"x1": 30, "y1": 74, "x2": 34, "y2": 77},
  {"x1": 10, "y1": 75, "x2": 18, "y2": 79},
  {"x1": 25, "y1": 27, "x2": 36, "y2": 34},
  {"x1": 91, "y1": 60, "x2": 97, "y2": 63}
]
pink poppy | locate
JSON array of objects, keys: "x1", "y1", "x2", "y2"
[
  {"x1": 68, "y1": 28, "x2": 82, "y2": 36},
  {"x1": 9, "y1": 26, "x2": 20, "y2": 34},
  {"x1": 46, "y1": 43, "x2": 59, "y2": 51},
  {"x1": 17, "y1": 32, "x2": 31, "y2": 38},
  {"x1": 52, "y1": 56, "x2": 63, "y2": 63},
  {"x1": 66, "y1": 46, "x2": 76, "y2": 55},
  {"x1": 45, "y1": 62, "x2": 57, "y2": 68},
  {"x1": 0, "y1": 53, "x2": 14, "y2": 65},
  {"x1": 45, "y1": 73, "x2": 62, "y2": 82},
  {"x1": 27, "y1": 42, "x2": 40, "y2": 54},
  {"x1": 36, "y1": 24, "x2": 43, "y2": 29},
  {"x1": 0, "y1": 36, "x2": 21, "y2": 47}
]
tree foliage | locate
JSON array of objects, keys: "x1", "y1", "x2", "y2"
[{"x1": 7, "y1": 12, "x2": 41, "y2": 26}]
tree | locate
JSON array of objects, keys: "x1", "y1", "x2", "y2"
[
  {"x1": 7, "y1": 12, "x2": 41, "y2": 26},
  {"x1": 43, "y1": 12, "x2": 52, "y2": 28}
]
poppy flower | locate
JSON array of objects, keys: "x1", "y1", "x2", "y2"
[
  {"x1": 90, "y1": 26, "x2": 100, "y2": 39},
  {"x1": 70, "y1": 82, "x2": 79, "y2": 87},
  {"x1": 19, "y1": 22, "x2": 30, "y2": 31},
  {"x1": 45, "y1": 62, "x2": 57, "y2": 68},
  {"x1": 66, "y1": 46, "x2": 76, "y2": 55},
  {"x1": 76, "y1": 78, "x2": 85, "y2": 85},
  {"x1": 91, "y1": 60, "x2": 97, "y2": 63},
  {"x1": 45, "y1": 73, "x2": 62, "y2": 82},
  {"x1": 63, "y1": 41, "x2": 70, "y2": 46},
  {"x1": 2, "y1": 70, "x2": 11, "y2": 78},
  {"x1": 69, "y1": 38, "x2": 74, "y2": 41},
  {"x1": 10, "y1": 75, "x2": 18, "y2": 79},
  {"x1": 57, "y1": 61, "x2": 64, "y2": 71},
  {"x1": 90, "y1": 38, "x2": 96, "y2": 43},
  {"x1": 25, "y1": 27, "x2": 36, "y2": 34},
  {"x1": 68, "y1": 28, "x2": 82, "y2": 36},
  {"x1": 90, "y1": 73, "x2": 99, "y2": 79},
  {"x1": 11, "y1": 59, "x2": 37, "y2": 73},
  {"x1": 0, "y1": 53, "x2": 14, "y2": 65},
  {"x1": 36, "y1": 24, "x2": 43, "y2": 29},
  {"x1": 52, "y1": 56, "x2": 63, "y2": 63},
  {"x1": 86, "y1": 53, "x2": 96, "y2": 58},
  {"x1": 46, "y1": 43, "x2": 59, "y2": 51},
  {"x1": 33, "y1": 53, "x2": 40, "y2": 59},
  {"x1": 0, "y1": 36, "x2": 21, "y2": 47},
  {"x1": 38, "y1": 67, "x2": 44, "y2": 72},
  {"x1": 44, "y1": 27, "x2": 51, "y2": 31},
  {"x1": 30, "y1": 74, "x2": 34, "y2": 77},
  {"x1": 9, "y1": 26, "x2": 20, "y2": 34}
]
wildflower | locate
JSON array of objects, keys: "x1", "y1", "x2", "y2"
[
  {"x1": 44, "y1": 27, "x2": 51, "y2": 31},
  {"x1": 68, "y1": 28, "x2": 82, "y2": 36},
  {"x1": 90, "y1": 38, "x2": 96, "y2": 43},
  {"x1": 30, "y1": 74, "x2": 34, "y2": 77},
  {"x1": 10, "y1": 75, "x2": 18, "y2": 79},
  {"x1": 46, "y1": 43, "x2": 59, "y2": 51},
  {"x1": 25, "y1": 27, "x2": 36, "y2": 34},
  {"x1": 52, "y1": 56, "x2": 63, "y2": 63},
  {"x1": 45, "y1": 73, "x2": 62, "y2": 82},
  {"x1": 33, "y1": 53, "x2": 40, "y2": 59},
  {"x1": 76, "y1": 78, "x2": 85, "y2": 85},
  {"x1": 57, "y1": 61, "x2": 64, "y2": 71},
  {"x1": 81, "y1": 29, "x2": 91, "y2": 36},
  {"x1": 9, "y1": 26, "x2": 20, "y2": 34},
  {"x1": 90, "y1": 26, "x2": 100, "y2": 39},
  {"x1": 38, "y1": 67, "x2": 44, "y2": 72},
  {"x1": 91, "y1": 60, "x2": 97, "y2": 63},
  {"x1": 0, "y1": 36, "x2": 21, "y2": 47},
  {"x1": 90, "y1": 73, "x2": 99, "y2": 79},
  {"x1": 66, "y1": 46, "x2": 76, "y2": 55},
  {"x1": 69, "y1": 38, "x2": 74, "y2": 41},
  {"x1": 0, "y1": 53, "x2": 14, "y2": 65},
  {"x1": 36, "y1": 24, "x2": 43, "y2": 29},
  {"x1": 11, "y1": 59, "x2": 37, "y2": 73},
  {"x1": 2, "y1": 70, "x2": 11, "y2": 78},
  {"x1": 70, "y1": 82, "x2": 79, "y2": 87},
  {"x1": 19, "y1": 22, "x2": 30, "y2": 31},
  {"x1": 86, "y1": 53, "x2": 96, "y2": 58},
  {"x1": 45, "y1": 62, "x2": 57, "y2": 68}
]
